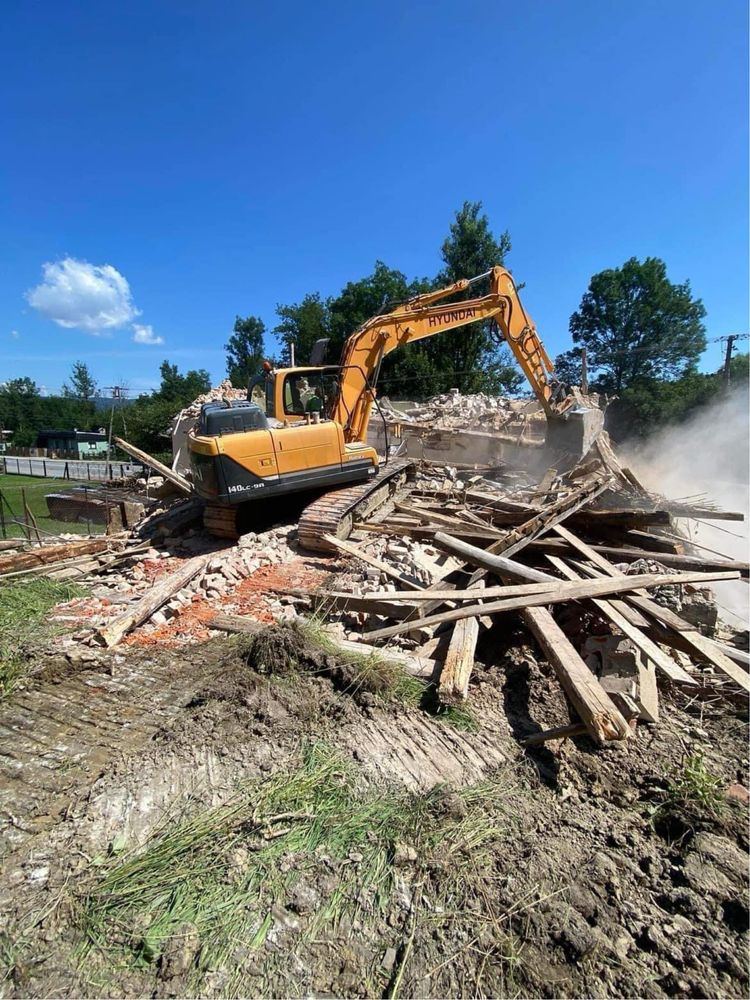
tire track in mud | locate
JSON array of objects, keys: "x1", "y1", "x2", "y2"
[{"x1": 0, "y1": 653, "x2": 195, "y2": 854}]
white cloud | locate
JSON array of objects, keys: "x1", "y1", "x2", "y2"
[
  {"x1": 132, "y1": 323, "x2": 164, "y2": 346},
  {"x1": 10, "y1": 330, "x2": 19, "y2": 339},
  {"x1": 26, "y1": 257, "x2": 140, "y2": 334}
]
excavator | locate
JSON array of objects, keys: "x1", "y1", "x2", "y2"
[{"x1": 187, "y1": 265, "x2": 601, "y2": 551}]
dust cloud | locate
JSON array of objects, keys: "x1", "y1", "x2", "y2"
[{"x1": 622, "y1": 385, "x2": 750, "y2": 629}]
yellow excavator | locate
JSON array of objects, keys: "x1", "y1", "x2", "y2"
[{"x1": 188, "y1": 266, "x2": 599, "y2": 550}]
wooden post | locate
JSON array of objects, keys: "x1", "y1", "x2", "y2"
[
  {"x1": 438, "y1": 580, "x2": 484, "y2": 704},
  {"x1": 521, "y1": 606, "x2": 629, "y2": 744},
  {"x1": 114, "y1": 437, "x2": 192, "y2": 494},
  {"x1": 20, "y1": 488, "x2": 31, "y2": 541},
  {"x1": 96, "y1": 554, "x2": 209, "y2": 647}
]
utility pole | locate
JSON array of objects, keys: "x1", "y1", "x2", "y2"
[
  {"x1": 104, "y1": 385, "x2": 127, "y2": 470},
  {"x1": 714, "y1": 333, "x2": 749, "y2": 389},
  {"x1": 580, "y1": 348, "x2": 588, "y2": 394}
]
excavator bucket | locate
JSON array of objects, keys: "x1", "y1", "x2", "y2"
[{"x1": 545, "y1": 405, "x2": 605, "y2": 461}]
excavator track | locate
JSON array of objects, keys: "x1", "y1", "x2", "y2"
[
  {"x1": 203, "y1": 502, "x2": 242, "y2": 540},
  {"x1": 297, "y1": 458, "x2": 415, "y2": 553},
  {"x1": 202, "y1": 459, "x2": 416, "y2": 547}
]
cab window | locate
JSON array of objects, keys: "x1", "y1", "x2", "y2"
[
  {"x1": 282, "y1": 372, "x2": 336, "y2": 417},
  {"x1": 248, "y1": 373, "x2": 275, "y2": 417}
]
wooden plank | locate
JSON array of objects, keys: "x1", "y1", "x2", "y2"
[
  {"x1": 362, "y1": 570, "x2": 737, "y2": 643},
  {"x1": 438, "y1": 581, "x2": 484, "y2": 704},
  {"x1": 300, "y1": 591, "x2": 419, "y2": 620},
  {"x1": 665, "y1": 506, "x2": 745, "y2": 521},
  {"x1": 352, "y1": 567, "x2": 739, "y2": 604},
  {"x1": 555, "y1": 527, "x2": 750, "y2": 693},
  {"x1": 433, "y1": 532, "x2": 555, "y2": 584},
  {"x1": 546, "y1": 555, "x2": 696, "y2": 685},
  {"x1": 0, "y1": 535, "x2": 126, "y2": 576},
  {"x1": 520, "y1": 722, "x2": 587, "y2": 745},
  {"x1": 394, "y1": 501, "x2": 502, "y2": 538},
  {"x1": 323, "y1": 533, "x2": 427, "y2": 590},
  {"x1": 96, "y1": 554, "x2": 209, "y2": 647},
  {"x1": 613, "y1": 529, "x2": 685, "y2": 555},
  {"x1": 531, "y1": 535, "x2": 749, "y2": 578},
  {"x1": 114, "y1": 436, "x2": 193, "y2": 495},
  {"x1": 521, "y1": 606, "x2": 629, "y2": 744},
  {"x1": 353, "y1": 521, "x2": 498, "y2": 545}
]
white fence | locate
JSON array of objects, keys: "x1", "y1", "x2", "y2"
[{"x1": 1, "y1": 455, "x2": 143, "y2": 481}]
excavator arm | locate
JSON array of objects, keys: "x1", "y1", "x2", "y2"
[{"x1": 332, "y1": 265, "x2": 565, "y2": 443}]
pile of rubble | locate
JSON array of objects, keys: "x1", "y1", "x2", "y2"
[
  {"x1": 380, "y1": 390, "x2": 542, "y2": 432},
  {"x1": 2, "y1": 399, "x2": 747, "y2": 746},
  {"x1": 175, "y1": 378, "x2": 247, "y2": 421}
]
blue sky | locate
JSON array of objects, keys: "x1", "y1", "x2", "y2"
[{"x1": 1, "y1": 0, "x2": 747, "y2": 396}]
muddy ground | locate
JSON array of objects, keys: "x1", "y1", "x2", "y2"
[{"x1": 0, "y1": 620, "x2": 748, "y2": 999}]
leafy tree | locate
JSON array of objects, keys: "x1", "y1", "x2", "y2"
[
  {"x1": 0, "y1": 378, "x2": 42, "y2": 446},
  {"x1": 431, "y1": 200, "x2": 516, "y2": 394},
  {"x1": 553, "y1": 348, "x2": 583, "y2": 389},
  {"x1": 62, "y1": 361, "x2": 97, "y2": 400},
  {"x1": 226, "y1": 316, "x2": 266, "y2": 388},
  {"x1": 569, "y1": 257, "x2": 707, "y2": 394},
  {"x1": 154, "y1": 361, "x2": 211, "y2": 406},
  {"x1": 275, "y1": 293, "x2": 331, "y2": 367},
  {"x1": 1, "y1": 377, "x2": 39, "y2": 397},
  {"x1": 125, "y1": 398, "x2": 179, "y2": 455}
]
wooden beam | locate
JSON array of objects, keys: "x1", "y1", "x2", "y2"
[
  {"x1": 96, "y1": 554, "x2": 208, "y2": 647},
  {"x1": 353, "y1": 521, "x2": 498, "y2": 545},
  {"x1": 521, "y1": 606, "x2": 629, "y2": 744},
  {"x1": 351, "y1": 567, "x2": 738, "y2": 604},
  {"x1": 362, "y1": 570, "x2": 738, "y2": 643},
  {"x1": 520, "y1": 722, "x2": 587, "y2": 745},
  {"x1": 432, "y1": 532, "x2": 554, "y2": 584},
  {"x1": 555, "y1": 527, "x2": 750, "y2": 693},
  {"x1": 394, "y1": 501, "x2": 502, "y2": 538},
  {"x1": 531, "y1": 535, "x2": 749, "y2": 578},
  {"x1": 438, "y1": 581, "x2": 484, "y2": 704},
  {"x1": 0, "y1": 535, "x2": 126, "y2": 576},
  {"x1": 546, "y1": 555, "x2": 696, "y2": 685},
  {"x1": 114, "y1": 436, "x2": 193, "y2": 495}
]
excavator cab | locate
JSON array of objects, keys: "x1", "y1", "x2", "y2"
[{"x1": 188, "y1": 364, "x2": 380, "y2": 537}]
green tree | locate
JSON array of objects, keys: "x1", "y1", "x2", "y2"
[
  {"x1": 62, "y1": 361, "x2": 97, "y2": 400},
  {"x1": 569, "y1": 257, "x2": 707, "y2": 394},
  {"x1": 154, "y1": 361, "x2": 211, "y2": 405},
  {"x1": 126, "y1": 398, "x2": 179, "y2": 455},
  {"x1": 226, "y1": 316, "x2": 266, "y2": 388},
  {"x1": 275, "y1": 293, "x2": 331, "y2": 367},
  {"x1": 0, "y1": 378, "x2": 42, "y2": 447},
  {"x1": 432, "y1": 200, "x2": 516, "y2": 394},
  {"x1": 553, "y1": 348, "x2": 583, "y2": 388}
]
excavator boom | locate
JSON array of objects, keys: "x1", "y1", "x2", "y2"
[{"x1": 332, "y1": 266, "x2": 564, "y2": 443}]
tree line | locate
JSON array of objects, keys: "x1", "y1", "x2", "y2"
[{"x1": 1, "y1": 201, "x2": 746, "y2": 454}]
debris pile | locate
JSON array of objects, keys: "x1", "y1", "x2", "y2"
[
  {"x1": 2, "y1": 410, "x2": 747, "y2": 747},
  {"x1": 175, "y1": 378, "x2": 247, "y2": 420},
  {"x1": 380, "y1": 390, "x2": 542, "y2": 432}
]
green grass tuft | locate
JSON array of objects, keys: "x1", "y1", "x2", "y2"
[
  {"x1": 0, "y1": 577, "x2": 86, "y2": 698},
  {"x1": 76, "y1": 743, "x2": 509, "y2": 994},
  {"x1": 663, "y1": 753, "x2": 726, "y2": 818}
]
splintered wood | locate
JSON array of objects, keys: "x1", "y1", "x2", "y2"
[{"x1": 318, "y1": 454, "x2": 748, "y2": 746}]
